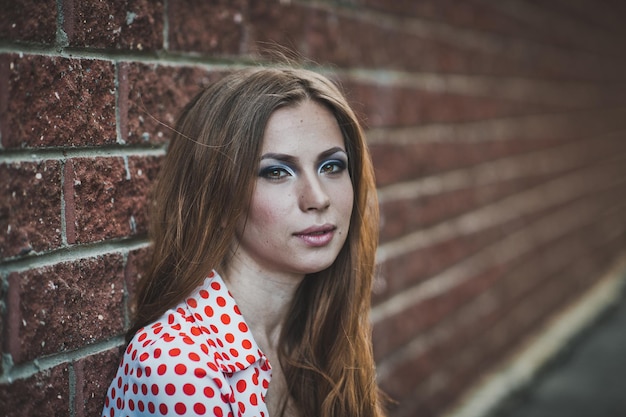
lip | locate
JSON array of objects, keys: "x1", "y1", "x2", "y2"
[{"x1": 294, "y1": 224, "x2": 337, "y2": 247}]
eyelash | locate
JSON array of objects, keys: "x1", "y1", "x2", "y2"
[{"x1": 259, "y1": 159, "x2": 347, "y2": 180}]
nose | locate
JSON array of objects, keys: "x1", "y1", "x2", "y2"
[{"x1": 298, "y1": 174, "x2": 330, "y2": 211}]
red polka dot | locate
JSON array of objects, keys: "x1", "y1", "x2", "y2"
[
  {"x1": 194, "y1": 403, "x2": 207, "y2": 414},
  {"x1": 210, "y1": 281, "x2": 220, "y2": 290},
  {"x1": 159, "y1": 404, "x2": 168, "y2": 414},
  {"x1": 129, "y1": 399, "x2": 135, "y2": 411},
  {"x1": 188, "y1": 352, "x2": 200, "y2": 361},
  {"x1": 169, "y1": 348, "x2": 181, "y2": 357},
  {"x1": 175, "y1": 402, "x2": 187, "y2": 415},
  {"x1": 136, "y1": 367, "x2": 142, "y2": 378},
  {"x1": 216, "y1": 296, "x2": 226, "y2": 307},
  {"x1": 236, "y1": 380, "x2": 247, "y2": 393},
  {"x1": 165, "y1": 383, "x2": 176, "y2": 395},
  {"x1": 204, "y1": 386, "x2": 215, "y2": 398},
  {"x1": 151, "y1": 384, "x2": 159, "y2": 395},
  {"x1": 139, "y1": 352, "x2": 149, "y2": 362},
  {"x1": 238, "y1": 401, "x2": 246, "y2": 413},
  {"x1": 183, "y1": 383, "x2": 196, "y2": 395},
  {"x1": 234, "y1": 305, "x2": 241, "y2": 315},
  {"x1": 138, "y1": 400, "x2": 145, "y2": 412},
  {"x1": 242, "y1": 339, "x2": 252, "y2": 349},
  {"x1": 175, "y1": 363, "x2": 187, "y2": 375},
  {"x1": 191, "y1": 327, "x2": 201, "y2": 336},
  {"x1": 117, "y1": 376, "x2": 123, "y2": 388},
  {"x1": 171, "y1": 323, "x2": 182, "y2": 331},
  {"x1": 138, "y1": 332, "x2": 147, "y2": 342},
  {"x1": 145, "y1": 366, "x2": 152, "y2": 377},
  {"x1": 148, "y1": 402, "x2": 155, "y2": 413},
  {"x1": 213, "y1": 406, "x2": 223, "y2": 417},
  {"x1": 229, "y1": 348, "x2": 239, "y2": 357},
  {"x1": 247, "y1": 355, "x2": 256, "y2": 365},
  {"x1": 187, "y1": 298, "x2": 197, "y2": 308},
  {"x1": 204, "y1": 306, "x2": 214, "y2": 317},
  {"x1": 250, "y1": 393, "x2": 258, "y2": 405},
  {"x1": 194, "y1": 368, "x2": 207, "y2": 378},
  {"x1": 154, "y1": 348, "x2": 162, "y2": 358},
  {"x1": 220, "y1": 314, "x2": 231, "y2": 325},
  {"x1": 182, "y1": 336, "x2": 194, "y2": 345},
  {"x1": 126, "y1": 343, "x2": 133, "y2": 354},
  {"x1": 116, "y1": 397, "x2": 122, "y2": 409},
  {"x1": 168, "y1": 314, "x2": 175, "y2": 324},
  {"x1": 199, "y1": 289, "x2": 209, "y2": 299},
  {"x1": 141, "y1": 384, "x2": 148, "y2": 395},
  {"x1": 201, "y1": 344, "x2": 209, "y2": 354},
  {"x1": 225, "y1": 333, "x2": 235, "y2": 343},
  {"x1": 157, "y1": 364, "x2": 167, "y2": 375},
  {"x1": 132, "y1": 384, "x2": 138, "y2": 395},
  {"x1": 238, "y1": 322, "x2": 248, "y2": 332}
]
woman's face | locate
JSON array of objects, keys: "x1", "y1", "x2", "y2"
[{"x1": 232, "y1": 100, "x2": 354, "y2": 279}]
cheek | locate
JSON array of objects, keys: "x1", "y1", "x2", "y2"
[
  {"x1": 334, "y1": 180, "x2": 355, "y2": 219},
  {"x1": 247, "y1": 192, "x2": 289, "y2": 226}
]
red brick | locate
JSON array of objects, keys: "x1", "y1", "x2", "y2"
[
  {"x1": 379, "y1": 176, "x2": 551, "y2": 243},
  {"x1": 341, "y1": 80, "x2": 558, "y2": 129},
  {"x1": 168, "y1": 0, "x2": 246, "y2": 54},
  {"x1": 66, "y1": 0, "x2": 164, "y2": 50},
  {"x1": 69, "y1": 156, "x2": 160, "y2": 243},
  {"x1": 0, "y1": 161, "x2": 62, "y2": 259},
  {"x1": 120, "y1": 63, "x2": 221, "y2": 144},
  {"x1": 373, "y1": 267, "x2": 502, "y2": 362},
  {"x1": 125, "y1": 246, "x2": 153, "y2": 318},
  {"x1": 0, "y1": 0, "x2": 56, "y2": 44},
  {"x1": 0, "y1": 363, "x2": 70, "y2": 417},
  {"x1": 75, "y1": 347, "x2": 125, "y2": 417},
  {"x1": 8, "y1": 255, "x2": 125, "y2": 365},
  {"x1": 369, "y1": 137, "x2": 567, "y2": 187},
  {"x1": 1, "y1": 55, "x2": 116, "y2": 148}
]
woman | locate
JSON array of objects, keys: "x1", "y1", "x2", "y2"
[{"x1": 102, "y1": 67, "x2": 385, "y2": 417}]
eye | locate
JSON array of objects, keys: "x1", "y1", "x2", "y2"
[
  {"x1": 259, "y1": 166, "x2": 293, "y2": 180},
  {"x1": 319, "y1": 160, "x2": 346, "y2": 175}
]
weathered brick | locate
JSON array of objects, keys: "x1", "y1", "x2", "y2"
[
  {"x1": 168, "y1": 0, "x2": 245, "y2": 54},
  {"x1": 69, "y1": 156, "x2": 160, "y2": 243},
  {"x1": 7, "y1": 255, "x2": 125, "y2": 365},
  {"x1": 373, "y1": 267, "x2": 502, "y2": 362},
  {"x1": 120, "y1": 62, "x2": 220, "y2": 144},
  {"x1": 75, "y1": 346, "x2": 125, "y2": 417},
  {"x1": 0, "y1": 55, "x2": 116, "y2": 148},
  {"x1": 341, "y1": 80, "x2": 552, "y2": 128},
  {"x1": 379, "y1": 176, "x2": 550, "y2": 243},
  {"x1": 0, "y1": 363, "x2": 70, "y2": 417},
  {"x1": 125, "y1": 246, "x2": 153, "y2": 319},
  {"x1": 0, "y1": 0, "x2": 56, "y2": 44},
  {"x1": 369, "y1": 137, "x2": 566, "y2": 187},
  {"x1": 66, "y1": 0, "x2": 164, "y2": 50},
  {"x1": 0, "y1": 161, "x2": 62, "y2": 260}
]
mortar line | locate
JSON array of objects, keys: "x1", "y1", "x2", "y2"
[
  {"x1": 0, "y1": 335, "x2": 125, "y2": 384},
  {"x1": 0, "y1": 238, "x2": 150, "y2": 274},
  {"x1": 0, "y1": 144, "x2": 166, "y2": 163}
]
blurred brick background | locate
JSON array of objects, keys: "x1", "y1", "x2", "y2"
[{"x1": 1, "y1": 1, "x2": 626, "y2": 416}]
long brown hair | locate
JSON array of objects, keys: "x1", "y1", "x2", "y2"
[{"x1": 132, "y1": 67, "x2": 384, "y2": 416}]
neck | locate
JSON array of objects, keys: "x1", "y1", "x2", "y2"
[{"x1": 221, "y1": 258, "x2": 304, "y2": 351}]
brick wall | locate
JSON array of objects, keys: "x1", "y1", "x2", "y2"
[{"x1": 1, "y1": 1, "x2": 626, "y2": 416}]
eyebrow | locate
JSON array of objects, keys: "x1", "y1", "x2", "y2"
[{"x1": 260, "y1": 146, "x2": 347, "y2": 162}]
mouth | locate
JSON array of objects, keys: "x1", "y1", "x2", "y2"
[{"x1": 294, "y1": 225, "x2": 337, "y2": 247}]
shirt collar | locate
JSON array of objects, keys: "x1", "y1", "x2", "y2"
[{"x1": 183, "y1": 270, "x2": 271, "y2": 375}]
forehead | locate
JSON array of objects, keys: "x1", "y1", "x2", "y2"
[{"x1": 261, "y1": 100, "x2": 345, "y2": 154}]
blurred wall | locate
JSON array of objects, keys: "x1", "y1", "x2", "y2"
[{"x1": 1, "y1": 1, "x2": 626, "y2": 416}]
